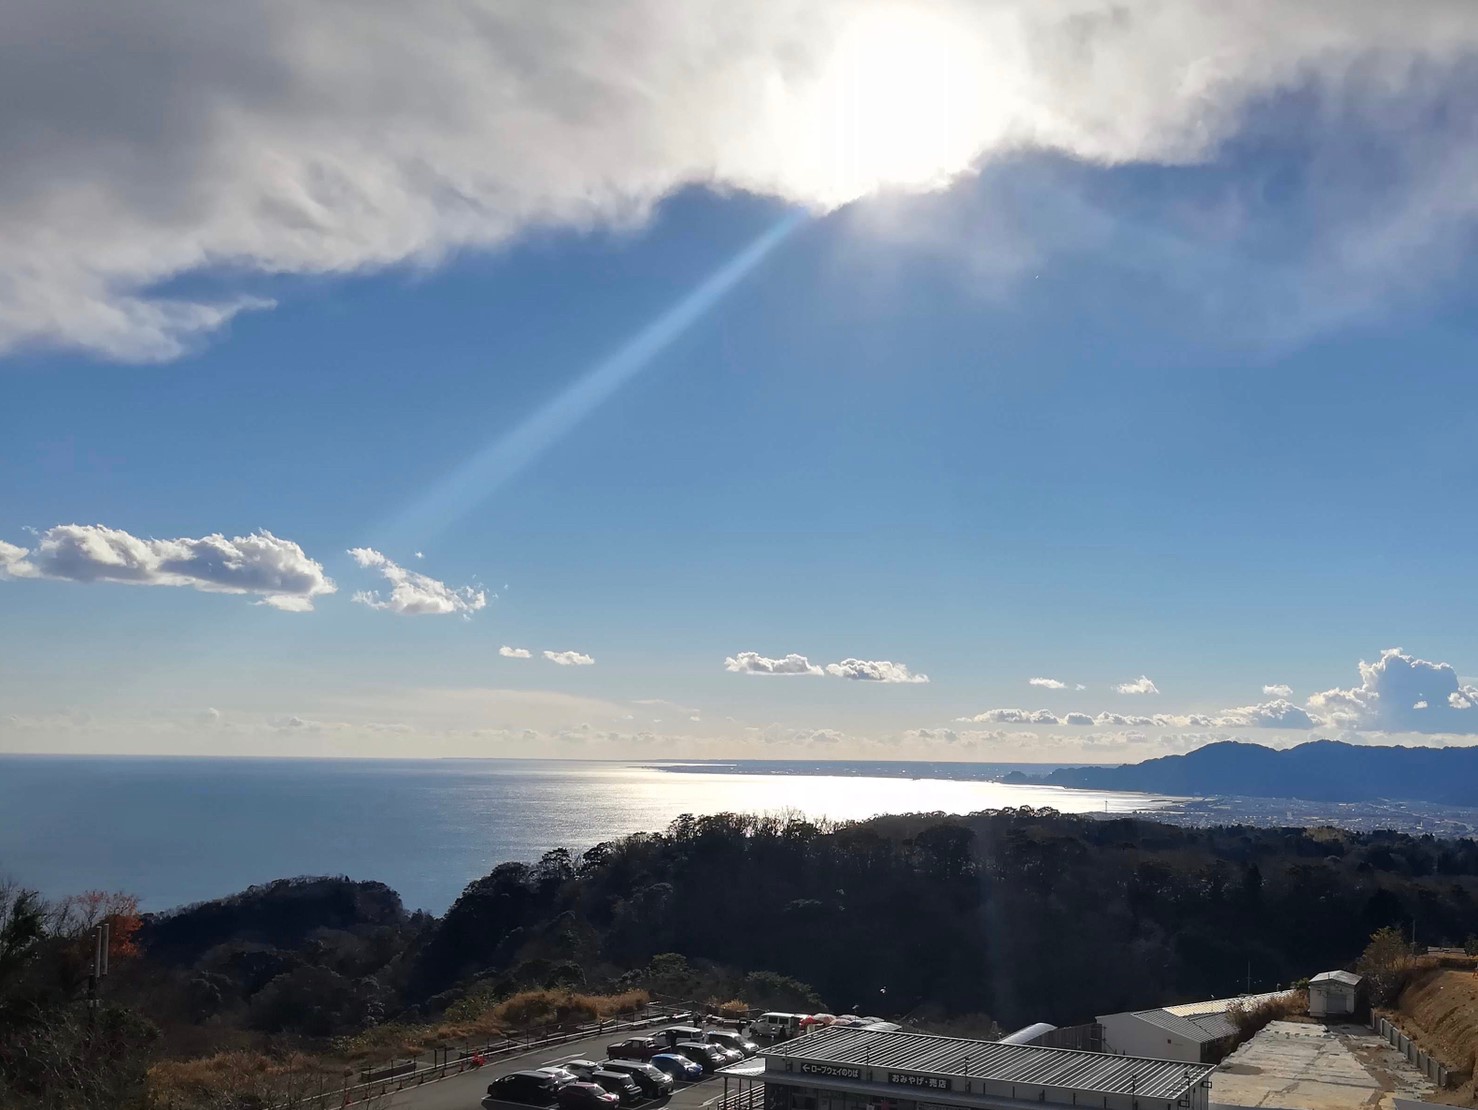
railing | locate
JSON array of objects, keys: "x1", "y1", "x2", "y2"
[{"x1": 292, "y1": 1004, "x2": 688, "y2": 1109}]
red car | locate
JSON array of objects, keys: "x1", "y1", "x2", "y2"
[
  {"x1": 605, "y1": 1037, "x2": 661, "y2": 1061},
  {"x1": 557, "y1": 1083, "x2": 619, "y2": 1110}
]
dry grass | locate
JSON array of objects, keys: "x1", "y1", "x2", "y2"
[
  {"x1": 335, "y1": 989, "x2": 651, "y2": 1061},
  {"x1": 147, "y1": 1050, "x2": 347, "y2": 1109},
  {"x1": 1228, "y1": 990, "x2": 1310, "y2": 1043}
]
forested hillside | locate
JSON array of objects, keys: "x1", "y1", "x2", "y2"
[
  {"x1": 1040, "y1": 739, "x2": 1478, "y2": 806},
  {"x1": 5, "y1": 808, "x2": 1478, "y2": 1107}
]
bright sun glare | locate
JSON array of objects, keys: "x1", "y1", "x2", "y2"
[{"x1": 811, "y1": 5, "x2": 992, "y2": 203}]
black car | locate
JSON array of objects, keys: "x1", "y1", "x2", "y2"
[
  {"x1": 669, "y1": 1042, "x2": 727, "y2": 1073},
  {"x1": 590, "y1": 1069, "x2": 644, "y2": 1105},
  {"x1": 484, "y1": 1071, "x2": 561, "y2": 1108},
  {"x1": 601, "y1": 1060, "x2": 675, "y2": 1098}
]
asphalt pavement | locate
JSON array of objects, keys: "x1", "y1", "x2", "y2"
[{"x1": 384, "y1": 1029, "x2": 746, "y2": 1110}]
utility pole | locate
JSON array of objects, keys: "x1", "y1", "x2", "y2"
[{"x1": 87, "y1": 921, "x2": 109, "y2": 1022}]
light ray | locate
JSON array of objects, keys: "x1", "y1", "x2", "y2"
[{"x1": 378, "y1": 210, "x2": 806, "y2": 548}]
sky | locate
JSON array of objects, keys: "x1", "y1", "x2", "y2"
[{"x1": 5, "y1": 0, "x2": 1478, "y2": 763}]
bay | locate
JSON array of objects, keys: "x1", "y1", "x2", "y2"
[{"x1": 0, "y1": 755, "x2": 1173, "y2": 913}]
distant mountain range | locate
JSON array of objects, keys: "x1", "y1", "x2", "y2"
[{"x1": 1017, "y1": 739, "x2": 1478, "y2": 808}]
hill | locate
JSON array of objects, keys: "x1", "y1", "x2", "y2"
[{"x1": 1041, "y1": 739, "x2": 1478, "y2": 806}]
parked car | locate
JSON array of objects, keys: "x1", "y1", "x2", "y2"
[
  {"x1": 653, "y1": 1025, "x2": 705, "y2": 1048},
  {"x1": 708, "y1": 1044, "x2": 743, "y2": 1066},
  {"x1": 484, "y1": 1071, "x2": 561, "y2": 1108},
  {"x1": 601, "y1": 1060, "x2": 675, "y2": 1098},
  {"x1": 649, "y1": 1053, "x2": 703, "y2": 1082},
  {"x1": 607, "y1": 1037, "x2": 663, "y2": 1061},
  {"x1": 562, "y1": 1060, "x2": 604, "y2": 1082},
  {"x1": 590, "y1": 1069, "x2": 644, "y2": 1105},
  {"x1": 703, "y1": 1031, "x2": 758, "y2": 1058},
  {"x1": 669, "y1": 1042, "x2": 728, "y2": 1073},
  {"x1": 556, "y1": 1082, "x2": 620, "y2": 1110},
  {"x1": 535, "y1": 1067, "x2": 580, "y2": 1087}
]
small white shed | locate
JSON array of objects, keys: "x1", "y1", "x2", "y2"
[{"x1": 1308, "y1": 971, "x2": 1363, "y2": 1017}]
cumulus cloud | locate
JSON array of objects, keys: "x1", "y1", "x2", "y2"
[
  {"x1": 724, "y1": 653, "x2": 926, "y2": 682},
  {"x1": 348, "y1": 548, "x2": 486, "y2": 617},
  {"x1": 499, "y1": 645, "x2": 531, "y2": 659},
  {"x1": 724, "y1": 652, "x2": 824, "y2": 676},
  {"x1": 1213, "y1": 699, "x2": 1320, "y2": 729},
  {"x1": 1063, "y1": 712, "x2": 1095, "y2": 726},
  {"x1": 1307, "y1": 647, "x2": 1478, "y2": 733},
  {"x1": 544, "y1": 650, "x2": 595, "y2": 666},
  {"x1": 8, "y1": 2, "x2": 1478, "y2": 359},
  {"x1": 1263, "y1": 683, "x2": 1293, "y2": 698},
  {"x1": 0, "y1": 524, "x2": 335, "y2": 609},
  {"x1": 823, "y1": 658, "x2": 929, "y2": 684},
  {"x1": 1115, "y1": 675, "x2": 1160, "y2": 695},
  {"x1": 1029, "y1": 677, "x2": 1068, "y2": 689},
  {"x1": 964, "y1": 708, "x2": 1062, "y2": 725}
]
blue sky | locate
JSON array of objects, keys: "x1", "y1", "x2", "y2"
[{"x1": 5, "y1": 1, "x2": 1478, "y2": 760}]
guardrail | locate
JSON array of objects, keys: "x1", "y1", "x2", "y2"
[
  {"x1": 1369, "y1": 1014, "x2": 1451, "y2": 1087},
  {"x1": 301, "y1": 1005, "x2": 691, "y2": 1110}
]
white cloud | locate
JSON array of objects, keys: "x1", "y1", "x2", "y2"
[
  {"x1": 964, "y1": 708, "x2": 1062, "y2": 725},
  {"x1": 724, "y1": 652, "x2": 823, "y2": 676},
  {"x1": 0, "y1": 524, "x2": 335, "y2": 610},
  {"x1": 8, "y1": 2, "x2": 1478, "y2": 359},
  {"x1": 1263, "y1": 683, "x2": 1293, "y2": 698},
  {"x1": 1029, "y1": 677, "x2": 1067, "y2": 689},
  {"x1": 1213, "y1": 699, "x2": 1320, "y2": 729},
  {"x1": 1115, "y1": 675, "x2": 1160, "y2": 695},
  {"x1": 543, "y1": 650, "x2": 595, "y2": 666},
  {"x1": 499, "y1": 645, "x2": 531, "y2": 659},
  {"x1": 1063, "y1": 712, "x2": 1095, "y2": 726},
  {"x1": 348, "y1": 547, "x2": 486, "y2": 617},
  {"x1": 823, "y1": 658, "x2": 929, "y2": 684},
  {"x1": 1308, "y1": 647, "x2": 1478, "y2": 733}
]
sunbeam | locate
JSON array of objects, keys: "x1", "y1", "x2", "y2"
[{"x1": 378, "y1": 210, "x2": 807, "y2": 548}]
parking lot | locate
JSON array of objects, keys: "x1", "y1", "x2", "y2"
[{"x1": 385, "y1": 1026, "x2": 755, "y2": 1110}]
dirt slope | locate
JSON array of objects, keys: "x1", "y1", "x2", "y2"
[{"x1": 1394, "y1": 966, "x2": 1478, "y2": 1105}]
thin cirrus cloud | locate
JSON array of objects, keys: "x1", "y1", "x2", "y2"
[
  {"x1": 725, "y1": 652, "x2": 928, "y2": 684},
  {"x1": 544, "y1": 650, "x2": 595, "y2": 666},
  {"x1": 499, "y1": 646, "x2": 532, "y2": 659},
  {"x1": 0, "y1": 523, "x2": 335, "y2": 611},
  {"x1": 347, "y1": 548, "x2": 486, "y2": 618},
  {"x1": 8, "y1": 2, "x2": 1478, "y2": 360},
  {"x1": 1028, "y1": 677, "x2": 1067, "y2": 689}
]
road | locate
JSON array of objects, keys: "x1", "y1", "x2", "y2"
[{"x1": 384, "y1": 1028, "x2": 749, "y2": 1110}]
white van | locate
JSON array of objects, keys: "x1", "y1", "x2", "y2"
[{"x1": 751, "y1": 1012, "x2": 807, "y2": 1040}]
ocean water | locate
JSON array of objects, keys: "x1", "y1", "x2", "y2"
[{"x1": 0, "y1": 756, "x2": 1173, "y2": 913}]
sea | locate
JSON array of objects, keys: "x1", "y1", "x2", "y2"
[{"x1": 0, "y1": 756, "x2": 1174, "y2": 914}]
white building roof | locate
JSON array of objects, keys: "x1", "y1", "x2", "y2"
[
  {"x1": 1309, "y1": 970, "x2": 1363, "y2": 987},
  {"x1": 1100, "y1": 991, "x2": 1296, "y2": 1046},
  {"x1": 764, "y1": 1025, "x2": 1215, "y2": 1100}
]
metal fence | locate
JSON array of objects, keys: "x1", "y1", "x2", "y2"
[{"x1": 278, "y1": 1004, "x2": 688, "y2": 1110}]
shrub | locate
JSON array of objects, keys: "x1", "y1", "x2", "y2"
[{"x1": 1225, "y1": 990, "x2": 1308, "y2": 1055}]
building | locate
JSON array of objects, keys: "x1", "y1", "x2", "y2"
[
  {"x1": 1095, "y1": 993, "x2": 1291, "y2": 1063},
  {"x1": 1307, "y1": 971, "x2": 1364, "y2": 1018},
  {"x1": 743, "y1": 1024, "x2": 1215, "y2": 1110}
]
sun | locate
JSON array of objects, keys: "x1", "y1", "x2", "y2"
[{"x1": 809, "y1": 4, "x2": 993, "y2": 203}]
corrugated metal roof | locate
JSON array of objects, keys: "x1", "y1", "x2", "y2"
[
  {"x1": 1309, "y1": 971, "x2": 1362, "y2": 987},
  {"x1": 1130, "y1": 1009, "x2": 1238, "y2": 1044},
  {"x1": 763, "y1": 1025, "x2": 1214, "y2": 1099},
  {"x1": 1160, "y1": 991, "x2": 1291, "y2": 1019}
]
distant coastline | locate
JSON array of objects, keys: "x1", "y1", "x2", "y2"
[{"x1": 643, "y1": 758, "x2": 1084, "y2": 779}]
